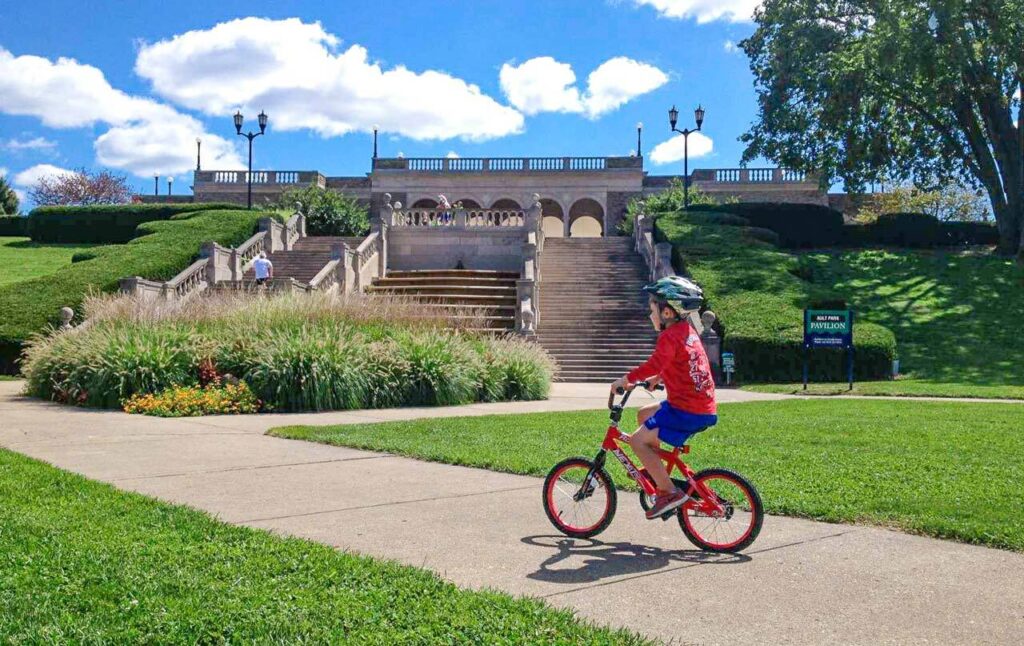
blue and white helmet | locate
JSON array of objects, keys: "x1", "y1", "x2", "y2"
[{"x1": 641, "y1": 275, "x2": 704, "y2": 314}]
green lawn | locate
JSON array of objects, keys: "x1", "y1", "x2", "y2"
[
  {"x1": 0, "y1": 236, "x2": 101, "y2": 287},
  {"x1": 745, "y1": 380, "x2": 1024, "y2": 399},
  {"x1": 796, "y1": 249, "x2": 1024, "y2": 395},
  {"x1": 271, "y1": 399, "x2": 1024, "y2": 551},
  {"x1": 0, "y1": 448, "x2": 645, "y2": 644}
]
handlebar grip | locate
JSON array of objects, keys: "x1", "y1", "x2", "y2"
[{"x1": 615, "y1": 387, "x2": 625, "y2": 395}]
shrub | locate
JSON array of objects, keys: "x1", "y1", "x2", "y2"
[
  {"x1": 656, "y1": 213, "x2": 897, "y2": 382},
  {"x1": 841, "y1": 213, "x2": 1000, "y2": 248},
  {"x1": 0, "y1": 208, "x2": 265, "y2": 374},
  {"x1": 0, "y1": 215, "x2": 28, "y2": 236},
  {"x1": 27, "y1": 203, "x2": 246, "y2": 244},
  {"x1": 278, "y1": 185, "x2": 369, "y2": 237},
  {"x1": 619, "y1": 180, "x2": 730, "y2": 235},
  {"x1": 21, "y1": 292, "x2": 554, "y2": 412},
  {"x1": 123, "y1": 381, "x2": 261, "y2": 417},
  {"x1": 677, "y1": 211, "x2": 751, "y2": 227},
  {"x1": 699, "y1": 203, "x2": 846, "y2": 247}
]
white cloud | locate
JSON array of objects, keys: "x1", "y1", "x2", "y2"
[
  {"x1": 500, "y1": 56, "x2": 667, "y2": 119},
  {"x1": 13, "y1": 189, "x2": 27, "y2": 205},
  {"x1": 12, "y1": 163, "x2": 76, "y2": 187},
  {"x1": 135, "y1": 18, "x2": 523, "y2": 142},
  {"x1": 499, "y1": 57, "x2": 582, "y2": 115},
  {"x1": 0, "y1": 47, "x2": 242, "y2": 177},
  {"x1": 634, "y1": 0, "x2": 760, "y2": 23},
  {"x1": 649, "y1": 131, "x2": 714, "y2": 165},
  {"x1": 0, "y1": 167, "x2": 6, "y2": 178},
  {"x1": 724, "y1": 40, "x2": 740, "y2": 54},
  {"x1": 446, "y1": 151, "x2": 459, "y2": 158},
  {"x1": 2, "y1": 136, "x2": 58, "y2": 151}
]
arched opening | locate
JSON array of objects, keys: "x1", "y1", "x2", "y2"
[
  {"x1": 491, "y1": 198, "x2": 521, "y2": 210},
  {"x1": 457, "y1": 199, "x2": 481, "y2": 208},
  {"x1": 568, "y1": 198, "x2": 605, "y2": 237},
  {"x1": 540, "y1": 198, "x2": 565, "y2": 238},
  {"x1": 411, "y1": 198, "x2": 438, "y2": 208}
]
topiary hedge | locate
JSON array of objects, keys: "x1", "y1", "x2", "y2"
[
  {"x1": 28, "y1": 203, "x2": 246, "y2": 244},
  {"x1": 656, "y1": 212, "x2": 897, "y2": 382},
  {"x1": 0, "y1": 216, "x2": 29, "y2": 237},
  {"x1": 0, "y1": 209, "x2": 266, "y2": 374},
  {"x1": 696, "y1": 203, "x2": 845, "y2": 248},
  {"x1": 842, "y1": 212, "x2": 1000, "y2": 247}
]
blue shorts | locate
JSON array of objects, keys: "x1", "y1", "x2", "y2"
[{"x1": 643, "y1": 401, "x2": 717, "y2": 447}]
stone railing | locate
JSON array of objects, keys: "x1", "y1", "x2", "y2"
[
  {"x1": 515, "y1": 229, "x2": 541, "y2": 335},
  {"x1": 390, "y1": 207, "x2": 526, "y2": 228},
  {"x1": 196, "y1": 170, "x2": 327, "y2": 188},
  {"x1": 690, "y1": 168, "x2": 813, "y2": 184},
  {"x1": 633, "y1": 213, "x2": 673, "y2": 282},
  {"x1": 119, "y1": 208, "x2": 307, "y2": 301},
  {"x1": 372, "y1": 156, "x2": 643, "y2": 173}
]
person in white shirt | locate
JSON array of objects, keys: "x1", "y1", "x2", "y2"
[{"x1": 253, "y1": 251, "x2": 273, "y2": 286}]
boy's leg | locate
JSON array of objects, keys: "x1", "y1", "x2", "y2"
[
  {"x1": 627, "y1": 427, "x2": 675, "y2": 493},
  {"x1": 636, "y1": 402, "x2": 660, "y2": 428}
]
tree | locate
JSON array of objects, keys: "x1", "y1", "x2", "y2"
[
  {"x1": 620, "y1": 179, "x2": 734, "y2": 234},
  {"x1": 856, "y1": 181, "x2": 992, "y2": 223},
  {"x1": 277, "y1": 185, "x2": 369, "y2": 236},
  {"x1": 740, "y1": 0, "x2": 1023, "y2": 257},
  {"x1": 0, "y1": 174, "x2": 19, "y2": 215},
  {"x1": 28, "y1": 168, "x2": 132, "y2": 206}
]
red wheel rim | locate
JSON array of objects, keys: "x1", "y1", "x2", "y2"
[
  {"x1": 546, "y1": 462, "x2": 611, "y2": 534},
  {"x1": 682, "y1": 473, "x2": 757, "y2": 550}
]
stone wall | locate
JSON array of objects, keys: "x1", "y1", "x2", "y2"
[
  {"x1": 606, "y1": 191, "x2": 641, "y2": 234},
  {"x1": 387, "y1": 227, "x2": 525, "y2": 271}
]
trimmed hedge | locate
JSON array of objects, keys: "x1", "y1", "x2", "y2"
[
  {"x1": 28, "y1": 203, "x2": 246, "y2": 243},
  {"x1": 657, "y1": 211, "x2": 897, "y2": 382},
  {"x1": 697, "y1": 203, "x2": 845, "y2": 248},
  {"x1": 0, "y1": 209, "x2": 266, "y2": 374},
  {"x1": 843, "y1": 212, "x2": 1000, "y2": 247},
  {"x1": 0, "y1": 216, "x2": 29, "y2": 237}
]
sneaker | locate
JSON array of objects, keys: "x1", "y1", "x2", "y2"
[{"x1": 645, "y1": 489, "x2": 688, "y2": 520}]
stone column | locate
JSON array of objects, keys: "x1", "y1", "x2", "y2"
[{"x1": 700, "y1": 311, "x2": 723, "y2": 383}]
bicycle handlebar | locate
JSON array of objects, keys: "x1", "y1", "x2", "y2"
[{"x1": 607, "y1": 380, "x2": 665, "y2": 410}]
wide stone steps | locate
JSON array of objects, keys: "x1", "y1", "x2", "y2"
[
  {"x1": 370, "y1": 285, "x2": 516, "y2": 297},
  {"x1": 370, "y1": 269, "x2": 520, "y2": 333}
]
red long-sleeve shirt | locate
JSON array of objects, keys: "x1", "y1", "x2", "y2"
[{"x1": 627, "y1": 320, "x2": 716, "y2": 414}]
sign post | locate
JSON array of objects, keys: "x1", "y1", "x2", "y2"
[
  {"x1": 721, "y1": 352, "x2": 735, "y2": 385},
  {"x1": 803, "y1": 309, "x2": 855, "y2": 391}
]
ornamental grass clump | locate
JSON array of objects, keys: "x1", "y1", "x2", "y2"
[{"x1": 22, "y1": 291, "x2": 553, "y2": 412}]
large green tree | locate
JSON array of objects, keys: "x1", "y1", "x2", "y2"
[
  {"x1": 0, "y1": 174, "x2": 19, "y2": 215},
  {"x1": 741, "y1": 0, "x2": 1023, "y2": 257}
]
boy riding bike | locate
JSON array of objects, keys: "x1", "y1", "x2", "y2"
[{"x1": 611, "y1": 275, "x2": 717, "y2": 520}]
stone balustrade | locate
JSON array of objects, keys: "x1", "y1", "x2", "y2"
[
  {"x1": 689, "y1": 168, "x2": 813, "y2": 184},
  {"x1": 195, "y1": 170, "x2": 326, "y2": 188},
  {"x1": 371, "y1": 156, "x2": 643, "y2": 173}
]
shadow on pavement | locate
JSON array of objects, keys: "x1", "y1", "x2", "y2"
[{"x1": 522, "y1": 534, "x2": 749, "y2": 585}]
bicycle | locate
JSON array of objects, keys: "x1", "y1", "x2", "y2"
[{"x1": 541, "y1": 382, "x2": 764, "y2": 553}]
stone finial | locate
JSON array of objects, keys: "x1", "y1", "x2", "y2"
[
  {"x1": 393, "y1": 201, "x2": 403, "y2": 210},
  {"x1": 294, "y1": 201, "x2": 303, "y2": 213},
  {"x1": 700, "y1": 310, "x2": 718, "y2": 334},
  {"x1": 532, "y1": 192, "x2": 541, "y2": 205},
  {"x1": 383, "y1": 192, "x2": 392, "y2": 206},
  {"x1": 59, "y1": 307, "x2": 74, "y2": 331}
]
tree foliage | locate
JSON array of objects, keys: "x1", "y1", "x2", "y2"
[
  {"x1": 856, "y1": 182, "x2": 992, "y2": 223},
  {"x1": 28, "y1": 169, "x2": 132, "y2": 206},
  {"x1": 741, "y1": 0, "x2": 1023, "y2": 256},
  {"x1": 277, "y1": 185, "x2": 369, "y2": 237},
  {"x1": 0, "y1": 174, "x2": 19, "y2": 215},
  {"x1": 620, "y1": 179, "x2": 734, "y2": 234}
]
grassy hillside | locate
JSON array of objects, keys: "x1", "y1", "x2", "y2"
[
  {"x1": 654, "y1": 211, "x2": 897, "y2": 382},
  {"x1": 0, "y1": 237, "x2": 101, "y2": 287}
]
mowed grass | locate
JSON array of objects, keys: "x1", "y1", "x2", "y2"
[
  {"x1": 0, "y1": 448, "x2": 646, "y2": 644},
  {"x1": 745, "y1": 380, "x2": 1024, "y2": 399},
  {"x1": 0, "y1": 236, "x2": 101, "y2": 287},
  {"x1": 271, "y1": 399, "x2": 1024, "y2": 551},
  {"x1": 796, "y1": 249, "x2": 1024, "y2": 397}
]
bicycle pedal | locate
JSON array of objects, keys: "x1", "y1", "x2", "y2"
[{"x1": 660, "y1": 510, "x2": 677, "y2": 521}]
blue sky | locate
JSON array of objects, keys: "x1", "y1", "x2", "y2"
[{"x1": 0, "y1": 0, "x2": 764, "y2": 204}]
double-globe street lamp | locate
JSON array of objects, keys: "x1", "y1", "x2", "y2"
[
  {"x1": 234, "y1": 110, "x2": 268, "y2": 209},
  {"x1": 668, "y1": 104, "x2": 706, "y2": 208}
]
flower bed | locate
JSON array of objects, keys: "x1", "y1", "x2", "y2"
[{"x1": 22, "y1": 292, "x2": 554, "y2": 412}]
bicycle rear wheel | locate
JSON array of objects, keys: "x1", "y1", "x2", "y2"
[
  {"x1": 542, "y1": 457, "x2": 616, "y2": 539},
  {"x1": 679, "y1": 468, "x2": 763, "y2": 553}
]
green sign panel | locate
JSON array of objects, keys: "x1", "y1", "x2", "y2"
[{"x1": 804, "y1": 310, "x2": 853, "y2": 348}]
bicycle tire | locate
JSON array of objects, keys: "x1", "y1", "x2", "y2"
[
  {"x1": 542, "y1": 457, "x2": 617, "y2": 539},
  {"x1": 679, "y1": 467, "x2": 763, "y2": 553}
]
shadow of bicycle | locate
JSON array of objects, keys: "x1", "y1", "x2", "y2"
[{"x1": 521, "y1": 534, "x2": 750, "y2": 585}]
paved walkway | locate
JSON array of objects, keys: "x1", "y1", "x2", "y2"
[{"x1": 1, "y1": 380, "x2": 1022, "y2": 645}]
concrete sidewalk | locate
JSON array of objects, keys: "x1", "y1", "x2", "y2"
[{"x1": 1, "y1": 380, "x2": 1022, "y2": 644}]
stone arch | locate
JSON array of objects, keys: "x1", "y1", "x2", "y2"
[
  {"x1": 411, "y1": 198, "x2": 438, "y2": 208},
  {"x1": 491, "y1": 198, "x2": 522, "y2": 210},
  {"x1": 540, "y1": 198, "x2": 565, "y2": 238},
  {"x1": 456, "y1": 198, "x2": 482, "y2": 209},
  {"x1": 568, "y1": 198, "x2": 605, "y2": 237}
]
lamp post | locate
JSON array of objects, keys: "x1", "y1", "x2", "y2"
[
  {"x1": 669, "y1": 104, "x2": 705, "y2": 208},
  {"x1": 167, "y1": 177, "x2": 174, "y2": 198},
  {"x1": 234, "y1": 110, "x2": 268, "y2": 209},
  {"x1": 196, "y1": 138, "x2": 202, "y2": 171},
  {"x1": 154, "y1": 175, "x2": 159, "y2": 197},
  {"x1": 372, "y1": 124, "x2": 379, "y2": 159},
  {"x1": 636, "y1": 122, "x2": 643, "y2": 157}
]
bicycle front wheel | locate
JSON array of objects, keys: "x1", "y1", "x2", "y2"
[
  {"x1": 679, "y1": 468, "x2": 763, "y2": 553},
  {"x1": 542, "y1": 457, "x2": 617, "y2": 539}
]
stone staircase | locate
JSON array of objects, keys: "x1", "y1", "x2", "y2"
[
  {"x1": 246, "y1": 236, "x2": 363, "y2": 284},
  {"x1": 367, "y1": 270, "x2": 519, "y2": 333},
  {"x1": 537, "y1": 237, "x2": 657, "y2": 382}
]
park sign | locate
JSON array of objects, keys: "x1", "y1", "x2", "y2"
[
  {"x1": 804, "y1": 309, "x2": 853, "y2": 348},
  {"x1": 802, "y1": 309, "x2": 855, "y2": 390}
]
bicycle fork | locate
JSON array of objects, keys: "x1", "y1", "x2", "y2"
[{"x1": 573, "y1": 450, "x2": 608, "y2": 502}]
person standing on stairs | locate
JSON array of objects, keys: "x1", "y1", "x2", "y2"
[
  {"x1": 253, "y1": 251, "x2": 274, "y2": 287},
  {"x1": 611, "y1": 275, "x2": 717, "y2": 520}
]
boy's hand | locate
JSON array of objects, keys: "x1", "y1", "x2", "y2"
[
  {"x1": 610, "y1": 376, "x2": 630, "y2": 392},
  {"x1": 645, "y1": 375, "x2": 663, "y2": 391}
]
